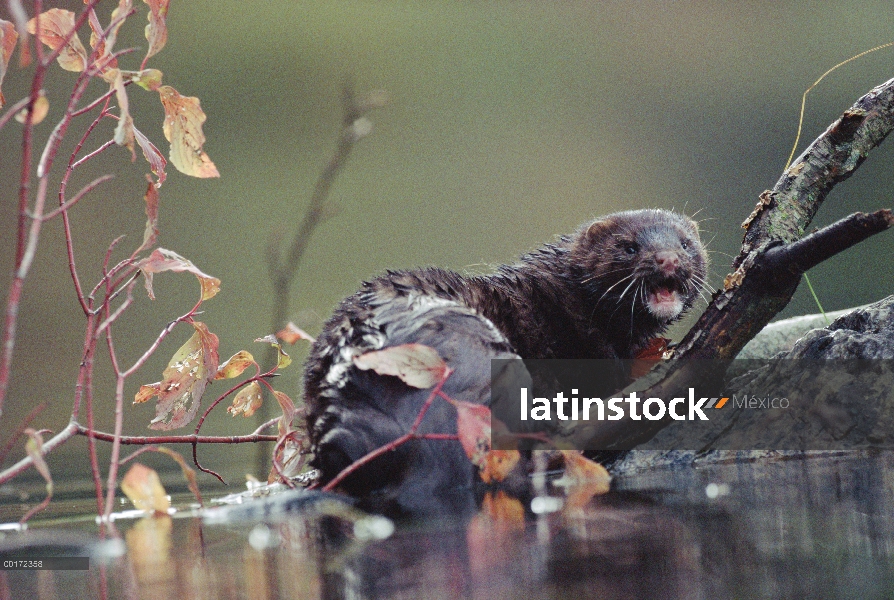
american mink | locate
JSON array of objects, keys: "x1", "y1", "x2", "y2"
[{"x1": 303, "y1": 209, "x2": 707, "y2": 514}]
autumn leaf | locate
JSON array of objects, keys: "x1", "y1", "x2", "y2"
[
  {"x1": 214, "y1": 350, "x2": 255, "y2": 380},
  {"x1": 158, "y1": 85, "x2": 219, "y2": 178},
  {"x1": 128, "y1": 68, "x2": 163, "y2": 91},
  {"x1": 137, "y1": 248, "x2": 220, "y2": 301},
  {"x1": 254, "y1": 335, "x2": 292, "y2": 370},
  {"x1": 134, "y1": 321, "x2": 220, "y2": 430},
  {"x1": 447, "y1": 398, "x2": 491, "y2": 470},
  {"x1": 560, "y1": 450, "x2": 611, "y2": 510},
  {"x1": 272, "y1": 390, "x2": 302, "y2": 435},
  {"x1": 277, "y1": 322, "x2": 316, "y2": 344},
  {"x1": 121, "y1": 463, "x2": 170, "y2": 513},
  {"x1": 134, "y1": 124, "x2": 167, "y2": 186},
  {"x1": 24, "y1": 429, "x2": 52, "y2": 497},
  {"x1": 479, "y1": 449, "x2": 521, "y2": 484},
  {"x1": 110, "y1": 69, "x2": 135, "y2": 157},
  {"x1": 20, "y1": 428, "x2": 54, "y2": 522},
  {"x1": 106, "y1": 0, "x2": 132, "y2": 58},
  {"x1": 87, "y1": 9, "x2": 111, "y2": 72},
  {"x1": 631, "y1": 337, "x2": 670, "y2": 379},
  {"x1": 227, "y1": 381, "x2": 263, "y2": 418},
  {"x1": 27, "y1": 9, "x2": 88, "y2": 72},
  {"x1": 142, "y1": 176, "x2": 159, "y2": 250},
  {"x1": 14, "y1": 91, "x2": 49, "y2": 125},
  {"x1": 353, "y1": 344, "x2": 449, "y2": 389},
  {"x1": 479, "y1": 490, "x2": 525, "y2": 527},
  {"x1": 0, "y1": 20, "x2": 17, "y2": 108},
  {"x1": 142, "y1": 0, "x2": 170, "y2": 61}
]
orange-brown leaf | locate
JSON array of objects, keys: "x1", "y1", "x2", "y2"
[
  {"x1": 142, "y1": 176, "x2": 159, "y2": 250},
  {"x1": 214, "y1": 350, "x2": 255, "y2": 380},
  {"x1": 158, "y1": 85, "x2": 219, "y2": 178},
  {"x1": 450, "y1": 399, "x2": 491, "y2": 469},
  {"x1": 121, "y1": 463, "x2": 169, "y2": 513},
  {"x1": 137, "y1": 248, "x2": 220, "y2": 301},
  {"x1": 227, "y1": 381, "x2": 263, "y2": 417},
  {"x1": 0, "y1": 19, "x2": 18, "y2": 108},
  {"x1": 353, "y1": 344, "x2": 449, "y2": 389},
  {"x1": 142, "y1": 0, "x2": 170, "y2": 61},
  {"x1": 479, "y1": 449, "x2": 521, "y2": 484},
  {"x1": 26, "y1": 9, "x2": 88, "y2": 72},
  {"x1": 134, "y1": 124, "x2": 167, "y2": 186},
  {"x1": 135, "y1": 321, "x2": 220, "y2": 430},
  {"x1": 560, "y1": 450, "x2": 611, "y2": 510},
  {"x1": 134, "y1": 383, "x2": 160, "y2": 404},
  {"x1": 479, "y1": 490, "x2": 525, "y2": 527},
  {"x1": 272, "y1": 390, "x2": 299, "y2": 435},
  {"x1": 14, "y1": 91, "x2": 49, "y2": 125},
  {"x1": 276, "y1": 322, "x2": 316, "y2": 345},
  {"x1": 631, "y1": 337, "x2": 670, "y2": 379}
]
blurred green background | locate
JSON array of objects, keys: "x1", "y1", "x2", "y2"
[{"x1": 1, "y1": 1, "x2": 893, "y2": 487}]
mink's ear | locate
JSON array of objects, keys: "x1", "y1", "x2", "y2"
[{"x1": 584, "y1": 218, "x2": 613, "y2": 242}]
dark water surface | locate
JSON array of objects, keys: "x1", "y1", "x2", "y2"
[{"x1": 1, "y1": 452, "x2": 893, "y2": 599}]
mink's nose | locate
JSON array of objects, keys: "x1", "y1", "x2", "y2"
[{"x1": 654, "y1": 251, "x2": 680, "y2": 274}]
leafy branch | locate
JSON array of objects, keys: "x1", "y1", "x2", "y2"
[{"x1": 0, "y1": 0, "x2": 300, "y2": 525}]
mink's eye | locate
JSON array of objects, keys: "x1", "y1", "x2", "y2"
[
  {"x1": 681, "y1": 239, "x2": 689, "y2": 250},
  {"x1": 624, "y1": 244, "x2": 638, "y2": 255}
]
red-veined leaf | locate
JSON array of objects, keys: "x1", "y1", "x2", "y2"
[
  {"x1": 0, "y1": 20, "x2": 17, "y2": 108},
  {"x1": 137, "y1": 248, "x2": 220, "y2": 301},
  {"x1": 352, "y1": 343, "x2": 449, "y2": 389},
  {"x1": 26, "y1": 9, "x2": 88, "y2": 72},
  {"x1": 142, "y1": 176, "x2": 159, "y2": 250},
  {"x1": 158, "y1": 85, "x2": 219, "y2": 178},
  {"x1": 134, "y1": 124, "x2": 167, "y2": 186},
  {"x1": 134, "y1": 321, "x2": 220, "y2": 430},
  {"x1": 447, "y1": 398, "x2": 491, "y2": 469}
]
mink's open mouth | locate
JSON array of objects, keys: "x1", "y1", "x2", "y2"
[{"x1": 645, "y1": 279, "x2": 685, "y2": 321}]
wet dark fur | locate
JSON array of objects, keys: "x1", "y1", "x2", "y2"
[{"x1": 303, "y1": 209, "x2": 707, "y2": 515}]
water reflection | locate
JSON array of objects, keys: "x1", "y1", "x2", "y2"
[{"x1": 1, "y1": 453, "x2": 894, "y2": 598}]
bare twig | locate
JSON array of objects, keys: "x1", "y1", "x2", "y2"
[{"x1": 258, "y1": 84, "x2": 385, "y2": 469}]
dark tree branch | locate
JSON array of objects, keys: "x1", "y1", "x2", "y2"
[{"x1": 583, "y1": 77, "x2": 894, "y2": 450}]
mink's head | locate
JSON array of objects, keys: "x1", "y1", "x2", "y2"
[{"x1": 570, "y1": 209, "x2": 708, "y2": 332}]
